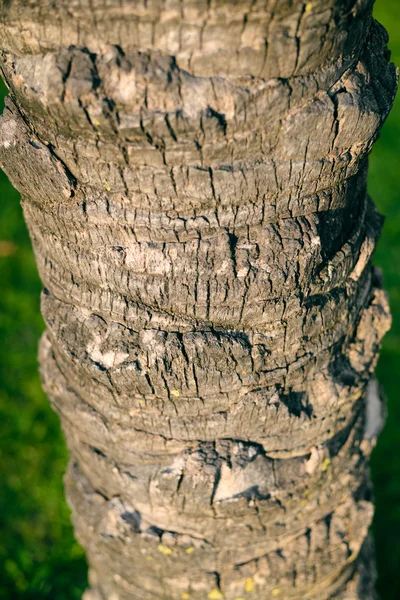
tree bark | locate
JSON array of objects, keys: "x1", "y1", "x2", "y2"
[{"x1": 0, "y1": 1, "x2": 397, "y2": 598}]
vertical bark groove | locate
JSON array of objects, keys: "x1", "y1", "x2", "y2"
[{"x1": 0, "y1": 1, "x2": 397, "y2": 599}]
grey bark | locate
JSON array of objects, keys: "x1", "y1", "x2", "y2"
[{"x1": 0, "y1": 1, "x2": 397, "y2": 598}]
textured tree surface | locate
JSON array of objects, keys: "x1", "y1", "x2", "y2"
[{"x1": 0, "y1": 1, "x2": 398, "y2": 599}]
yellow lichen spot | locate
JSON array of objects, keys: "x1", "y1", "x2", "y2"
[
  {"x1": 93, "y1": 119, "x2": 101, "y2": 126},
  {"x1": 300, "y1": 499, "x2": 308, "y2": 506},
  {"x1": 347, "y1": 552, "x2": 358, "y2": 564},
  {"x1": 186, "y1": 547, "x2": 195, "y2": 554},
  {"x1": 138, "y1": 399, "x2": 144, "y2": 405},
  {"x1": 208, "y1": 589, "x2": 224, "y2": 600},
  {"x1": 157, "y1": 544, "x2": 173, "y2": 556},
  {"x1": 305, "y1": 2, "x2": 313, "y2": 12},
  {"x1": 103, "y1": 180, "x2": 111, "y2": 192},
  {"x1": 245, "y1": 578, "x2": 255, "y2": 593},
  {"x1": 322, "y1": 458, "x2": 331, "y2": 472},
  {"x1": 182, "y1": 594, "x2": 191, "y2": 599},
  {"x1": 235, "y1": 598, "x2": 245, "y2": 600},
  {"x1": 145, "y1": 555, "x2": 154, "y2": 562},
  {"x1": 272, "y1": 590, "x2": 281, "y2": 597},
  {"x1": 171, "y1": 389, "x2": 180, "y2": 397}
]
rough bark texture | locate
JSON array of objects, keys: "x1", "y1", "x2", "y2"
[{"x1": 0, "y1": 1, "x2": 397, "y2": 599}]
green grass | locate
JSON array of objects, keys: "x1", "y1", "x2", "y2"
[
  {"x1": 0, "y1": 82, "x2": 87, "y2": 599},
  {"x1": 369, "y1": 4, "x2": 400, "y2": 599},
  {"x1": 0, "y1": 4, "x2": 399, "y2": 598}
]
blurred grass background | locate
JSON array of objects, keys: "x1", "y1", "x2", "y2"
[
  {"x1": 0, "y1": 80, "x2": 88, "y2": 600},
  {"x1": 0, "y1": 3, "x2": 399, "y2": 599}
]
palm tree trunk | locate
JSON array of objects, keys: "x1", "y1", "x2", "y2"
[{"x1": 0, "y1": 1, "x2": 397, "y2": 598}]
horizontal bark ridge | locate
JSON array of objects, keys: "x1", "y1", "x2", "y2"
[{"x1": 0, "y1": 1, "x2": 397, "y2": 599}]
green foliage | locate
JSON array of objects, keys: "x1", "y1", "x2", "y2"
[{"x1": 0, "y1": 4, "x2": 399, "y2": 597}]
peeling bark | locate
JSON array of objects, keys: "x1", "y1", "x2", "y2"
[{"x1": 0, "y1": 1, "x2": 397, "y2": 599}]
